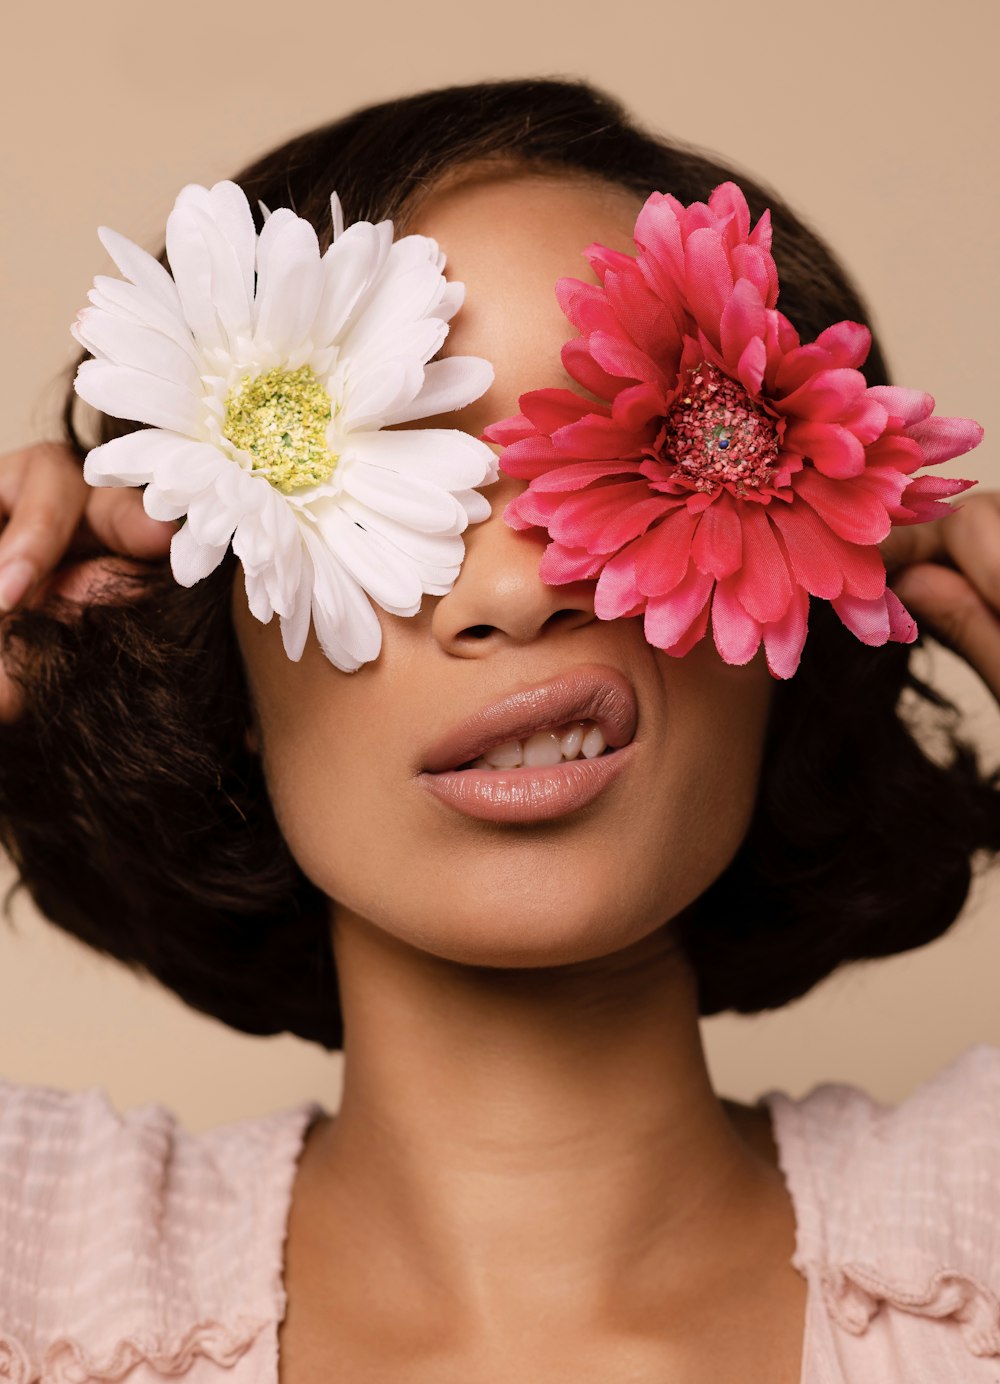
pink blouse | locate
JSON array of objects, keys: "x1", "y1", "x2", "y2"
[{"x1": 2, "y1": 1044, "x2": 999, "y2": 1383}]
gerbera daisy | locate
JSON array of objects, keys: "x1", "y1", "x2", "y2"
[
  {"x1": 485, "y1": 183, "x2": 982, "y2": 678},
  {"x1": 72, "y1": 180, "x2": 498, "y2": 671}
]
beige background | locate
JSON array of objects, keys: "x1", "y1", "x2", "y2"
[{"x1": 2, "y1": 0, "x2": 997, "y2": 1129}]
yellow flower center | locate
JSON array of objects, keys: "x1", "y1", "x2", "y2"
[{"x1": 223, "y1": 365, "x2": 338, "y2": 493}]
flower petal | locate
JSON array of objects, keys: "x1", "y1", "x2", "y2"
[
  {"x1": 74, "y1": 359, "x2": 201, "y2": 436},
  {"x1": 643, "y1": 564, "x2": 714, "y2": 649},
  {"x1": 711, "y1": 576, "x2": 762, "y2": 664}
]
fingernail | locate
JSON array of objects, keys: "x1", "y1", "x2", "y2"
[{"x1": 0, "y1": 559, "x2": 36, "y2": 612}]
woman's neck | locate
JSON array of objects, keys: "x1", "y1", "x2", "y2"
[{"x1": 287, "y1": 909, "x2": 792, "y2": 1346}]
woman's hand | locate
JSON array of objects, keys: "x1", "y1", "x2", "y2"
[
  {"x1": 0, "y1": 441, "x2": 178, "y2": 722},
  {"x1": 881, "y1": 492, "x2": 1000, "y2": 700}
]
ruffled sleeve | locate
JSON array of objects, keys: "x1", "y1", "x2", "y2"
[
  {"x1": 763, "y1": 1042, "x2": 1000, "y2": 1363},
  {"x1": 0, "y1": 1077, "x2": 325, "y2": 1384}
]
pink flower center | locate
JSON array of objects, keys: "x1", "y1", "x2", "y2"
[{"x1": 659, "y1": 363, "x2": 779, "y2": 495}]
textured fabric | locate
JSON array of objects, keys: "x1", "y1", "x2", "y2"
[{"x1": 1, "y1": 1045, "x2": 998, "y2": 1383}]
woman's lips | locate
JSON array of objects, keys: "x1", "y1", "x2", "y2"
[
  {"x1": 418, "y1": 664, "x2": 639, "y2": 823},
  {"x1": 418, "y1": 745, "x2": 636, "y2": 823}
]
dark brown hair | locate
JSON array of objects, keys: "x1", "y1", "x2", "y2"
[{"x1": 2, "y1": 78, "x2": 998, "y2": 1049}]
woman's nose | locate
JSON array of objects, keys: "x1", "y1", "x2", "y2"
[{"x1": 431, "y1": 474, "x2": 597, "y2": 658}]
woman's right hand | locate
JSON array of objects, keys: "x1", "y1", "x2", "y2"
[{"x1": 0, "y1": 441, "x2": 178, "y2": 722}]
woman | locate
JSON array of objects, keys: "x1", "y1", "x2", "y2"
[{"x1": 0, "y1": 78, "x2": 998, "y2": 1383}]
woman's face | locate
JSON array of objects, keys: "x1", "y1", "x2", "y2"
[{"x1": 232, "y1": 173, "x2": 774, "y2": 967}]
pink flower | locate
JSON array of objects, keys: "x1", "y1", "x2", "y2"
[{"x1": 484, "y1": 183, "x2": 983, "y2": 678}]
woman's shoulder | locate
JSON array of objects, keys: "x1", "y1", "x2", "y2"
[
  {"x1": 760, "y1": 1042, "x2": 1000, "y2": 1360},
  {"x1": 0, "y1": 1075, "x2": 325, "y2": 1384}
]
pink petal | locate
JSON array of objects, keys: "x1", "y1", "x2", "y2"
[
  {"x1": 520, "y1": 388, "x2": 602, "y2": 433},
  {"x1": 748, "y1": 207, "x2": 773, "y2": 252},
  {"x1": 863, "y1": 432, "x2": 925, "y2": 476},
  {"x1": 611, "y1": 382, "x2": 669, "y2": 432},
  {"x1": 813, "y1": 321, "x2": 871, "y2": 370},
  {"x1": 683, "y1": 228, "x2": 734, "y2": 344},
  {"x1": 839, "y1": 394, "x2": 889, "y2": 445},
  {"x1": 643, "y1": 564, "x2": 715, "y2": 649},
  {"x1": 583, "y1": 243, "x2": 636, "y2": 283},
  {"x1": 604, "y1": 264, "x2": 683, "y2": 362},
  {"x1": 531, "y1": 459, "x2": 641, "y2": 493},
  {"x1": 634, "y1": 193, "x2": 685, "y2": 287},
  {"x1": 497, "y1": 435, "x2": 563, "y2": 480},
  {"x1": 865, "y1": 386, "x2": 934, "y2": 427},
  {"x1": 711, "y1": 576, "x2": 763, "y2": 664},
  {"x1": 777, "y1": 367, "x2": 868, "y2": 423},
  {"x1": 632, "y1": 508, "x2": 698, "y2": 596},
  {"x1": 719, "y1": 278, "x2": 766, "y2": 367},
  {"x1": 554, "y1": 415, "x2": 645, "y2": 460},
  {"x1": 736, "y1": 337, "x2": 767, "y2": 397},
  {"x1": 831, "y1": 591, "x2": 891, "y2": 645},
  {"x1": 729, "y1": 242, "x2": 779, "y2": 309},
  {"x1": 561, "y1": 338, "x2": 627, "y2": 402},
  {"x1": 482, "y1": 413, "x2": 533, "y2": 446},
  {"x1": 885, "y1": 587, "x2": 918, "y2": 643},
  {"x1": 691, "y1": 491, "x2": 743, "y2": 579},
  {"x1": 539, "y1": 542, "x2": 606, "y2": 584},
  {"x1": 549, "y1": 480, "x2": 648, "y2": 549},
  {"x1": 768, "y1": 502, "x2": 845, "y2": 599},
  {"x1": 732, "y1": 504, "x2": 793, "y2": 623},
  {"x1": 594, "y1": 542, "x2": 644, "y2": 619},
  {"x1": 904, "y1": 416, "x2": 985, "y2": 465},
  {"x1": 503, "y1": 493, "x2": 540, "y2": 532},
  {"x1": 594, "y1": 495, "x2": 671, "y2": 552},
  {"x1": 783, "y1": 420, "x2": 866, "y2": 478},
  {"x1": 708, "y1": 182, "x2": 751, "y2": 242},
  {"x1": 761, "y1": 586, "x2": 810, "y2": 678},
  {"x1": 588, "y1": 330, "x2": 663, "y2": 385},
  {"x1": 660, "y1": 598, "x2": 712, "y2": 657},
  {"x1": 554, "y1": 277, "x2": 619, "y2": 335},
  {"x1": 892, "y1": 474, "x2": 976, "y2": 522},
  {"x1": 793, "y1": 467, "x2": 892, "y2": 545}
]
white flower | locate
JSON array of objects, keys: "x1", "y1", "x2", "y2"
[{"x1": 71, "y1": 180, "x2": 498, "y2": 670}]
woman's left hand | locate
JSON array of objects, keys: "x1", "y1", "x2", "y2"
[{"x1": 880, "y1": 492, "x2": 1000, "y2": 700}]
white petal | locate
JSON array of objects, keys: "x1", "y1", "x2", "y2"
[
  {"x1": 204, "y1": 182, "x2": 257, "y2": 306},
  {"x1": 169, "y1": 520, "x2": 229, "y2": 586},
  {"x1": 87, "y1": 278, "x2": 198, "y2": 360},
  {"x1": 182, "y1": 203, "x2": 254, "y2": 343},
  {"x1": 97, "y1": 226, "x2": 183, "y2": 313},
  {"x1": 242, "y1": 566, "x2": 277, "y2": 625},
  {"x1": 342, "y1": 256, "x2": 453, "y2": 355},
  {"x1": 312, "y1": 503, "x2": 423, "y2": 611},
  {"x1": 82, "y1": 428, "x2": 164, "y2": 486},
  {"x1": 336, "y1": 493, "x2": 466, "y2": 570},
  {"x1": 313, "y1": 222, "x2": 384, "y2": 344},
  {"x1": 142, "y1": 485, "x2": 189, "y2": 521},
  {"x1": 151, "y1": 438, "x2": 228, "y2": 498},
  {"x1": 340, "y1": 355, "x2": 425, "y2": 432},
  {"x1": 454, "y1": 486, "x2": 494, "y2": 524},
  {"x1": 382, "y1": 356, "x2": 494, "y2": 425},
  {"x1": 73, "y1": 308, "x2": 201, "y2": 391},
  {"x1": 329, "y1": 192, "x2": 345, "y2": 243},
  {"x1": 346, "y1": 427, "x2": 498, "y2": 492},
  {"x1": 253, "y1": 209, "x2": 322, "y2": 356},
  {"x1": 75, "y1": 359, "x2": 201, "y2": 436},
  {"x1": 341, "y1": 462, "x2": 467, "y2": 534},
  {"x1": 165, "y1": 204, "x2": 226, "y2": 353},
  {"x1": 435, "y1": 281, "x2": 465, "y2": 324},
  {"x1": 300, "y1": 525, "x2": 382, "y2": 670}
]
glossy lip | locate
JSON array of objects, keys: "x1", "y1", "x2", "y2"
[{"x1": 417, "y1": 664, "x2": 639, "y2": 824}]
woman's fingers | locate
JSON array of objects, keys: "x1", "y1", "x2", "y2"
[
  {"x1": 83, "y1": 486, "x2": 178, "y2": 560},
  {"x1": 0, "y1": 443, "x2": 88, "y2": 611},
  {"x1": 890, "y1": 562, "x2": 1000, "y2": 698}
]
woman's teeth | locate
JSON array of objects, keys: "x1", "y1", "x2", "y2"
[{"x1": 466, "y1": 721, "x2": 608, "y2": 771}]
